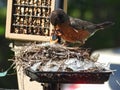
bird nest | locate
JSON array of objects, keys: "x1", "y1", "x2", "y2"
[
  {"x1": 11, "y1": 43, "x2": 112, "y2": 84},
  {"x1": 12, "y1": 43, "x2": 110, "y2": 72}
]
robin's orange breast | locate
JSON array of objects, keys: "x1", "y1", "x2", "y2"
[{"x1": 57, "y1": 24, "x2": 90, "y2": 43}]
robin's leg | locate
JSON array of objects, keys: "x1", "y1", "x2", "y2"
[
  {"x1": 81, "y1": 40, "x2": 85, "y2": 45},
  {"x1": 62, "y1": 41, "x2": 81, "y2": 47},
  {"x1": 62, "y1": 41, "x2": 71, "y2": 46}
]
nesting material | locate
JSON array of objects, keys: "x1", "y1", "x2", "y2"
[{"x1": 12, "y1": 43, "x2": 110, "y2": 72}]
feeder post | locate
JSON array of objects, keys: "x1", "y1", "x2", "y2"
[{"x1": 56, "y1": 0, "x2": 68, "y2": 12}]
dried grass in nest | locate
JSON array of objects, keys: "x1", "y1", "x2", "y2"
[{"x1": 12, "y1": 43, "x2": 103, "y2": 72}]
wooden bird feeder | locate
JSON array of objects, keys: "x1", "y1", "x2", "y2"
[{"x1": 5, "y1": 0, "x2": 67, "y2": 42}]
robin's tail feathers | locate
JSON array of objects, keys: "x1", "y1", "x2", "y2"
[{"x1": 95, "y1": 21, "x2": 114, "y2": 30}]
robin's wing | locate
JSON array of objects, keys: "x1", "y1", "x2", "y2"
[
  {"x1": 70, "y1": 17, "x2": 114, "y2": 33},
  {"x1": 69, "y1": 17, "x2": 96, "y2": 32}
]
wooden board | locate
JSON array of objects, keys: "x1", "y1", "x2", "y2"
[{"x1": 5, "y1": 0, "x2": 56, "y2": 42}]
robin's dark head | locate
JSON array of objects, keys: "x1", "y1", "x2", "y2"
[{"x1": 50, "y1": 9, "x2": 69, "y2": 26}]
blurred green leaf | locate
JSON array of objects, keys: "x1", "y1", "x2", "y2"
[
  {"x1": 0, "y1": 7, "x2": 7, "y2": 16},
  {"x1": 85, "y1": 11, "x2": 93, "y2": 20},
  {"x1": 0, "y1": 7, "x2": 6, "y2": 35},
  {"x1": 0, "y1": 26, "x2": 5, "y2": 35}
]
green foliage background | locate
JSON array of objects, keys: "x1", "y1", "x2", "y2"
[{"x1": 0, "y1": 0, "x2": 120, "y2": 89}]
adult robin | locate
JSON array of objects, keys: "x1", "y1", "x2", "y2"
[{"x1": 50, "y1": 9, "x2": 114, "y2": 46}]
